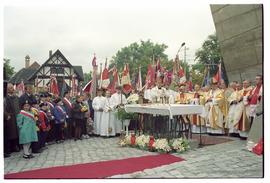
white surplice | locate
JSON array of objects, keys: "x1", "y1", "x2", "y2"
[
  {"x1": 92, "y1": 96, "x2": 106, "y2": 135},
  {"x1": 110, "y1": 93, "x2": 127, "y2": 134},
  {"x1": 100, "y1": 97, "x2": 116, "y2": 137}
]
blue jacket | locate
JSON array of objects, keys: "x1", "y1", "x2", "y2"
[{"x1": 52, "y1": 105, "x2": 66, "y2": 124}]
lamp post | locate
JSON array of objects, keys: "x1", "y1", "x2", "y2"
[{"x1": 176, "y1": 42, "x2": 186, "y2": 56}]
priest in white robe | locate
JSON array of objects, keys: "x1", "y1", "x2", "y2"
[
  {"x1": 100, "y1": 90, "x2": 115, "y2": 137},
  {"x1": 92, "y1": 89, "x2": 106, "y2": 135},
  {"x1": 110, "y1": 86, "x2": 127, "y2": 134}
]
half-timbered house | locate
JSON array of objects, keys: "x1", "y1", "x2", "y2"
[{"x1": 10, "y1": 50, "x2": 84, "y2": 94}]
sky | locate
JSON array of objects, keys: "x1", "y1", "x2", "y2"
[{"x1": 3, "y1": 2, "x2": 216, "y2": 73}]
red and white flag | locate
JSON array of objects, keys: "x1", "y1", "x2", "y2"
[
  {"x1": 50, "y1": 75, "x2": 59, "y2": 96},
  {"x1": 213, "y1": 63, "x2": 222, "y2": 84},
  {"x1": 121, "y1": 63, "x2": 132, "y2": 94},
  {"x1": 17, "y1": 80, "x2": 25, "y2": 97},
  {"x1": 83, "y1": 80, "x2": 92, "y2": 93},
  {"x1": 136, "y1": 65, "x2": 142, "y2": 91},
  {"x1": 71, "y1": 74, "x2": 77, "y2": 97},
  {"x1": 101, "y1": 59, "x2": 110, "y2": 89},
  {"x1": 178, "y1": 66, "x2": 186, "y2": 84},
  {"x1": 90, "y1": 55, "x2": 98, "y2": 99},
  {"x1": 109, "y1": 66, "x2": 119, "y2": 94},
  {"x1": 92, "y1": 53, "x2": 97, "y2": 67},
  {"x1": 145, "y1": 64, "x2": 155, "y2": 89}
]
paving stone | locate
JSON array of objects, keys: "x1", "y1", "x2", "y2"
[{"x1": 4, "y1": 137, "x2": 263, "y2": 178}]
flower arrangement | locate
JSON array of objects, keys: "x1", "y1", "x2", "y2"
[
  {"x1": 153, "y1": 138, "x2": 171, "y2": 153},
  {"x1": 119, "y1": 135, "x2": 190, "y2": 154},
  {"x1": 135, "y1": 135, "x2": 150, "y2": 149},
  {"x1": 170, "y1": 138, "x2": 190, "y2": 153},
  {"x1": 119, "y1": 134, "x2": 131, "y2": 147}
]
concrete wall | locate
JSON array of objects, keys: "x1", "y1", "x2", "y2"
[{"x1": 210, "y1": 4, "x2": 263, "y2": 83}]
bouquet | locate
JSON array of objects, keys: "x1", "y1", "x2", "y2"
[
  {"x1": 135, "y1": 135, "x2": 150, "y2": 149},
  {"x1": 119, "y1": 134, "x2": 132, "y2": 147},
  {"x1": 170, "y1": 138, "x2": 190, "y2": 153},
  {"x1": 153, "y1": 138, "x2": 171, "y2": 153}
]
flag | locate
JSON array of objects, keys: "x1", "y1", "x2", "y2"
[
  {"x1": 17, "y1": 80, "x2": 25, "y2": 97},
  {"x1": 90, "y1": 61, "x2": 98, "y2": 99},
  {"x1": 101, "y1": 59, "x2": 110, "y2": 89},
  {"x1": 202, "y1": 66, "x2": 210, "y2": 87},
  {"x1": 71, "y1": 74, "x2": 77, "y2": 97},
  {"x1": 109, "y1": 66, "x2": 119, "y2": 94},
  {"x1": 145, "y1": 64, "x2": 155, "y2": 89},
  {"x1": 172, "y1": 56, "x2": 179, "y2": 85},
  {"x1": 83, "y1": 80, "x2": 92, "y2": 93},
  {"x1": 178, "y1": 65, "x2": 186, "y2": 83},
  {"x1": 136, "y1": 65, "x2": 142, "y2": 91},
  {"x1": 163, "y1": 70, "x2": 172, "y2": 86},
  {"x1": 50, "y1": 75, "x2": 59, "y2": 96},
  {"x1": 92, "y1": 54, "x2": 97, "y2": 67},
  {"x1": 121, "y1": 63, "x2": 132, "y2": 94},
  {"x1": 61, "y1": 77, "x2": 67, "y2": 97},
  {"x1": 213, "y1": 63, "x2": 222, "y2": 84}
]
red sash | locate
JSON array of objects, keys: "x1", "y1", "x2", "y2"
[
  {"x1": 249, "y1": 85, "x2": 261, "y2": 105},
  {"x1": 47, "y1": 102, "x2": 54, "y2": 109},
  {"x1": 20, "y1": 110, "x2": 35, "y2": 121},
  {"x1": 57, "y1": 106, "x2": 66, "y2": 115},
  {"x1": 63, "y1": 97, "x2": 72, "y2": 109}
]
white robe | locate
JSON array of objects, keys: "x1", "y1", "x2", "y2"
[
  {"x1": 100, "y1": 97, "x2": 116, "y2": 137},
  {"x1": 92, "y1": 96, "x2": 106, "y2": 135},
  {"x1": 110, "y1": 93, "x2": 127, "y2": 134},
  {"x1": 165, "y1": 89, "x2": 177, "y2": 104},
  {"x1": 150, "y1": 86, "x2": 167, "y2": 102},
  {"x1": 144, "y1": 89, "x2": 152, "y2": 101},
  {"x1": 226, "y1": 91, "x2": 239, "y2": 134}
]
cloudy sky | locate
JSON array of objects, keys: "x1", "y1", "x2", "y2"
[{"x1": 4, "y1": 2, "x2": 216, "y2": 73}]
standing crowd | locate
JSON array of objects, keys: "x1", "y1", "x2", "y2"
[{"x1": 4, "y1": 74, "x2": 262, "y2": 159}]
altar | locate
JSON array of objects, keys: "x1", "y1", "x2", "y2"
[{"x1": 125, "y1": 104, "x2": 203, "y2": 139}]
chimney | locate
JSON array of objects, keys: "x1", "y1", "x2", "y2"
[
  {"x1": 25, "y1": 55, "x2": 30, "y2": 68},
  {"x1": 49, "y1": 50, "x2": 53, "y2": 57}
]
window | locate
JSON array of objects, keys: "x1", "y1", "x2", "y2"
[{"x1": 51, "y1": 67, "x2": 64, "y2": 74}]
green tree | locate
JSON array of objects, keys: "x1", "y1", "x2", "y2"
[
  {"x1": 82, "y1": 72, "x2": 92, "y2": 86},
  {"x1": 4, "y1": 58, "x2": 15, "y2": 80},
  {"x1": 109, "y1": 40, "x2": 171, "y2": 84},
  {"x1": 194, "y1": 33, "x2": 228, "y2": 85}
]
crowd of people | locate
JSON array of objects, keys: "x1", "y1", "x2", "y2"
[
  {"x1": 3, "y1": 74, "x2": 262, "y2": 159},
  {"x1": 142, "y1": 74, "x2": 263, "y2": 139}
]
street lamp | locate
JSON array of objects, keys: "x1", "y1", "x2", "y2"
[{"x1": 177, "y1": 42, "x2": 186, "y2": 55}]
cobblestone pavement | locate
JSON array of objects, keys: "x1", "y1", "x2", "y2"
[{"x1": 4, "y1": 136, "x2": 263, "y2": 178}]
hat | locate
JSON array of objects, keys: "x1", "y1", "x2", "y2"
[
  {"x1": 32, "y1": 99, "x2": 38, "y2": 105},
  {"x1": 53, "y1": 97, "x2": 62, "y2": 104},
  {"x1": 39, "y1": 93, "x2": 46, "y2": 98},
  {"x1": 21, "y1": 100, "x2": 30, "y2": 108},
  {"x1": 39, "y1": 102, "x2": 47, "y2": 108}
]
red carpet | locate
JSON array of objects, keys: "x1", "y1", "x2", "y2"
[{"x1": 5, "y1": 154, "x2": 184, "y2": 179}]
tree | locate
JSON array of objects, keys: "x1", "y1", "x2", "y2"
[
  {"x1": 82, "y1": 72, "x2": 92, "y2": 86},
  {"x1": 4, "y1": 58, "x2": 15, "y2": 80},
  {"x1": 109, "y1": 40, "x2": 171, "y2": 85},
  {"x1": 194, "y1": 33, "x2": 228, "y2": 85}
]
